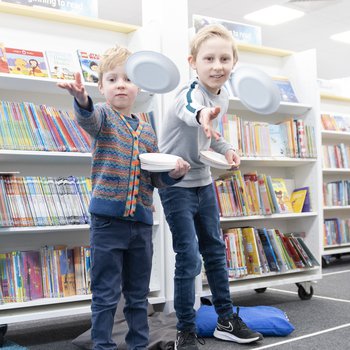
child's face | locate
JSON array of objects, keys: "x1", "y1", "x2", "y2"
[
  {"x1": 99, "y1": 65, "x2": 139, "y2": 115},
  {"x1": 189, "y1": 37, "x2": 236, "y2": 94}
]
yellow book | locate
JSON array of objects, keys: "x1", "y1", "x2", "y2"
[
  {"x1": 271, "y1": 178, "x2": 294, "y2": 213},
  {"x1": 242, "y1": 227, "x2": 262, "y2": 275},
  {"x1": 290, "y1": 189, "x2": 308, "y2": 213}
]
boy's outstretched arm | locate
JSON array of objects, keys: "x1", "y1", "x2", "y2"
[
  {"x1": 198, "y1": 106, "x2": 221, "y2": 140},
  {"x1": 57, "y1": 72, "x2": 89, "y2": 109}
]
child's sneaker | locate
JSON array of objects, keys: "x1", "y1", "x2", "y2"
[
  {"x1": 214, "y1": 307, "x2": 263, "y2": 344},
  {"x1": 175, "y1": 330, "x2": 205, "y2": 350}
]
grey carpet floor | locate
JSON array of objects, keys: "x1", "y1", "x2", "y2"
[{"x1": 3, "y1": 254, "x2": 350, "y2": 350}]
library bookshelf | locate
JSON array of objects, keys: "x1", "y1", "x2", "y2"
[
  {"x1": 320, "y1": 93, "x2": 350, "y2": 260},
  {"x1": 0, "y1": 5, "x2": 165, "y2": 325}
]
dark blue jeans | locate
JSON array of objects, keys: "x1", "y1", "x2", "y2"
[
  {"x1": 90, "y1": 214, "x2": 153, "y2": 350},
  {"x1": 159, "y1": 184, "x2": 232, "y2": 332}
]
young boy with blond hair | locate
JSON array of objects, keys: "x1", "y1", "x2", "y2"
[
  {"x1": 58, "y1": 45, "x2": 190, "y2": 350},
  {"x1": 159, "y1": 25, "x2": 263, "y2": 349}
]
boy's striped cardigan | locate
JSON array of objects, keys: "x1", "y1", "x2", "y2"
[{"x1": 75, "y1": 99, "x2": 179, "y2": 225}]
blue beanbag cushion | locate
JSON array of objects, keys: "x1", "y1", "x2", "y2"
[{"x1": 196, "y1": 305, "x2": 294, "y2": 337}]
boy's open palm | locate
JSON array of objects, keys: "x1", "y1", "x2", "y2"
[
  {"x1": 57, "y1": 72, "x2": 89, "y2": 108},
  {"x1": 199, "y1": 106, "x2": 221, "y2": 140}
]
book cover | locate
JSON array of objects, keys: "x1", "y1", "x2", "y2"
[
  {"x1": 0, "y1": 42, "x2": 9, "y2": 73},
  {"x1": 290, "y1": 188, "x2": 308, "y2": 213},
  {"x1": 5, "y1": 47, "x2": 49, "y2": 77},
  {"x1": 22, "y1": 250, "x2": 43, "y2": 300},
  {"x1": 257, "y1": 228, "x2": 279, "y2": 272},
  {"x1": 292, "y1": 186, "x2": 311, "y2": 212},
  {"x1": 77, "y1": 50, "x2": 100, "y2": 83},
  {"x1": 241, "y1": 227, "x2": 262, "y2": 275},
  {"x1": 270, "y1": 178, "x2": 293, "y2": 214},
  {"x1": 273, "y1": 77, "x2": 299, "y2": 103},
  {"x1": 269, "y1": 124, "x2": 287, "y2": 157},
  {"x1": 45, "y1": 50, "x2": 76, "y2": 80}
]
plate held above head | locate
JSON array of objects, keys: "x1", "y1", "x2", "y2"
[{"x1": 125, "y1": 50, "x2": 180, "y2": 94}]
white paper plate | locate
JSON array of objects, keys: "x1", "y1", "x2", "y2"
[
  {"x1": 139, "y1": 153, "x2": 180, "y2": 166},
  {"x1": 199, "y1": 151, "x2": 233, "y2": 170},
  {"x1": 231, "y1": 66, "x2": 281, "y2": 115},
  {"x1": 125, "y1": 51, "x2": 180, "y2": 94},
  {"x1": 140, "y1": 163, "x2": 175, "y2": 172}
]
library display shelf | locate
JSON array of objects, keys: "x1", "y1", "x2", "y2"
[
  {"x1": 322, "y1": 130, "x2": 350, "y2": 141},
  {"x1": 228, "y1": 97, "x2": 311, "y2": 116},
  {"x1": 0, "y1": 5, "x2": 165, "y2": 324},
  {"x1": 0, "y1": 73, "x2": 153, "y2": 102},
  {"x1": 240, "y1": 157, "x2": 317, "y2": 167},
  {"x1": 323, "y1": 168, "x2": 350, "y2": 175},
  {"x1": 320, "y1": 93, "x2": 350, "y2": 257},
  {"x1": 219, "y1": 212, "x2": 318, "y2": 223}
]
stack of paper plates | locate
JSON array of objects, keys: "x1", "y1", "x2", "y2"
[
  {"x1": 139, "y1": 153, "x2": 180, "y2": 172},
  {"x1": 199, "y1": 150, "x2": 233, "y2": 170}
]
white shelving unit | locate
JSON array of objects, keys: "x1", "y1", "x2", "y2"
[
  {"x1": 195, "y1": 43, "x2": 323, "y2": 303},
  {"x1": 0, "y1": 3, "x2": 165, "y2": 324},
  {"x1": 320, "y1": 93, "x2": 350, "y2": 258}
]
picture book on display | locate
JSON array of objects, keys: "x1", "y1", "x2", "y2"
[
  {"x1": 270, "y1": 178, "x2": 293, "y2": 214},
  {"x1": 0, "y1": 42, "x2": 9, "y2": 73},
  {"x1": 77, "y1": 50, "x2": 101, "y2": 83},
  {"x1": 273, "y1": 77, "x2": 299, "y2": 103},
  {"x1": 291, "y1": 187, "x2": 310, "y2": 212},
  {"x1": 5, "y1": 47, "x2": 49, "y2": 78},
  {"x1": 45, "y1": 50, "x2": 76, "y2": 80}
]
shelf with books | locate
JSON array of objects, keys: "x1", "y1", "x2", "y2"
[
  {"x1": 324, "y1": 205, "x2": 350, "y2": 211},
  {"x1": 228, "y1": 97, "x2": 311, "y2": 116},
  {"x1": 0, "y1": 4, "x2": 166, "y2": 322},
  {"x1": 323, "y1": 168, "x2": 350, "y2": 175},
  {"x1": 219, "y1": 212, "x2": 317, "y2": 223},
  {"x1": 240, "y1": 157, "x2": 317, "y2": 167},
  {"x1": 0, "y1": 224, "x2": 90, "y2": 235},
  {"x1": 320, "y1": 93, "x2": 350, "y2": 257},
  {"x1": 322, "y1": 130, "x2": 350, "y2": 141},
  {"x1": 0, "y1": 73, "x2": 153, "y2": 103}
]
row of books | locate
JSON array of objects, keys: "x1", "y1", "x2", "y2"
[
  {"x1": 324, "y1": 218, "x2": 350, "y2": 247},
  {"x1": 0, "y1": 246, "x2": 91, "y2": 303},
  {"x1": 218, "y1": 114, "x2": 317, "y2": 158},
  {"x1": 322, "y1": 144, "x2": 350, "y2": 169},
  {"x1": 321, "y1": 114, "x2": 350, "y2": 132},
  {"x1": 0, "y1": 100, "x2": 157, "y2": 152},
  {"x1": 0, "y1": 100, "x2": 91, "y2": 152},
  {"x1": 323, "y1": 180, "x2": 350, "y2": 207},
  {"x1": 0, "y1": 176, "x2": 91, "y2": 227},
  {"x1": 0, "y1": 42, "x2": 101, "y2": 83},
  {"x1": 220, "y1": 227, "x2": 318, "y2": 279},
  {"x1": 214, "y1": 171, "x2": 310, "y2": 218},
  {"x1": 224, "y1": 76, "x2": 299, "y2": 103}
]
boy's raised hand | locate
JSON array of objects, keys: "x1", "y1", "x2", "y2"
[
  {"x1": 199, "y1": 106, "x2": 221, "y2": 140},
  {"x1": 57, "y1": 72, "x2": 89, "y2": 109}
]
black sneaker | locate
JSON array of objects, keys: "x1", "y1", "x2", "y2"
[
  {"x1": 175, "y1": 330, "x2": 205, "y2": 350},
  {"x1": 214, "y1": 307, "x2": 263, "y2": 344}
]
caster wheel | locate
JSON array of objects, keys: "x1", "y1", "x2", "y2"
[
  {"x1": 254, "y1": 288, "x2": 267, "y2": 294},
  {"x1": 297, "y1": 284, "x2": 313, "y2": 300},
  {"x1": 322, "y1": 256, "x2": 331, "y2": 268}
]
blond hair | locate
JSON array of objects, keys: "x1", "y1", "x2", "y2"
[
  {"x1": 190, "y1": 24, "x2": 238, "y2": 63},
  {"x1": 98, "y1": 45, "x2": 132, "y2": 84}
]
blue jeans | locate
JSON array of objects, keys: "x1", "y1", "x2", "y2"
[
  {"x1": 90, "y1": 214, "x2": 153, "y2": 350},
  {"x1": 159, "y1": 184, "x2": 232, "y2": 332}
]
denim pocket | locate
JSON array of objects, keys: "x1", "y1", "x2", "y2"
[{"x1": 91, "y1": 214, "x2": 112, "y2": 229}]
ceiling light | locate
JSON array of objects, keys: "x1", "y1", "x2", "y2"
[
  {"x1": 244, "y1": 5, "x2": 305, "y2": 25},
  {"x1": 331, "y1": 30, "x2": 350, "y2": 44}
]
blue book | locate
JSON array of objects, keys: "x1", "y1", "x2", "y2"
[{"x1": 257, "y1": 228, "x2": 280, "y2": 272}]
